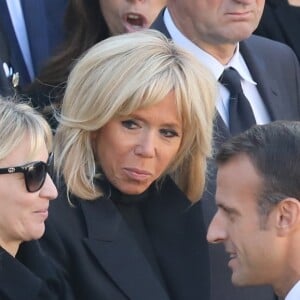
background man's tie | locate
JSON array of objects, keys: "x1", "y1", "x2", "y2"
[{"x1": 219, "y1": 67, "x2": 256, "y2": 135}]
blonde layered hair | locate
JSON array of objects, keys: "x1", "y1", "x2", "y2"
[
  {"x1": 0, "y1": 97, "x2": 52, "y2": 161},
  {"x1": 54, "y1": 29, "x2": 216, "y2": 203}
]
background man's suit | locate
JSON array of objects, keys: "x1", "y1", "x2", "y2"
[
  {"x1": 0, "y1": 0, "x2": 67, "y2": 88},
  {"x1": 152, "y1": 9, "x2": 300, "y2": 300},
  {"x1": 0, "y1": 22, "x2": 14, "y2": 96},
  {"x1": 255, "y1": 0, "x2": 300, "y2": 62}
]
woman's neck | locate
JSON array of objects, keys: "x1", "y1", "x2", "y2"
[{"x1": 0, "y1": 237, "x2": 19, "y2": 257}]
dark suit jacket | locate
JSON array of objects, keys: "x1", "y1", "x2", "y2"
[
  {"x1": 152, "y1": 8, "x2": 300, "y2": 300},
  {"x1": 0, "y1": 56, "x2": 12, "y2": 96},
  {"x1": 0, "y1": 240, "x2": 74, "y2": 300},
  {"x1": 255, "y1": 0, "x2": 300, "y2": 62},
  {"x1": 0, "y1": 0, "x2": 67, "y2": 88},
  {"x1": 40, "y1": 176, "x2": 210, "y2": 300},
  {"x1": 0, "y1": 21, "x2": 15, "y2": 96}
]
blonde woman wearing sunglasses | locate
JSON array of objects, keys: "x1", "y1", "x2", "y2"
[{"x1": 0, "y1": 97, "x2": 74, "y2": 300}]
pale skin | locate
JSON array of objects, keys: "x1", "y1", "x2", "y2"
[
  {"x1": 92, "y1": 91, "x2": 182, "y2": 195},
  {"x1": 168, "y1": 0, "x2": 265, "y2": 64},
  {"x1": 0, "y1": 137, "x2": 57, "y2": 257},
  {"x1": 99, "y1": 0, "x2": 166, "y2": 35},
  {"x1": 207, "y1": 154, "x2": 300, "y2": 298},
  {"x1": 288, "y1": 0, "x2": 300, "y2": 6}
]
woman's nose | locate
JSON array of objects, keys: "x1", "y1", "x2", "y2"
[
  {"x1": 40, "y1": 174, "x2": 58, "y2": 200},
  {"x1": 134, "y1": 132, "x2": 156, "y2": 157}
]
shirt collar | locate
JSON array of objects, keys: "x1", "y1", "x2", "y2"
[
  {"x1": 286, "y1": 280, "x2": 300, "y2": 300},
  {"x1": 164, "y1": 8, "x2": 256, "y2": 85}
]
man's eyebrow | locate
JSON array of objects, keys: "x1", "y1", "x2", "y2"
[{"x1": 217, "y1": 203, "x2": 240, "y2": 216}]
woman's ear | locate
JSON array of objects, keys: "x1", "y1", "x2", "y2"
[{"x1": 275, "y1": 198, "x2": 300, "y2": 236}]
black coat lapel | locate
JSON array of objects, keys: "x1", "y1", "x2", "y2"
[
  {"x1": 80, "y1": 197, "x2": 170, "y2": 300},
  {"x1": 141, "y1": 177, "x2": 210, "y2": 300}
]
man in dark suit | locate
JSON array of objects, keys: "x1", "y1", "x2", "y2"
[
  {"x1": 0, "y1": 0, "x2": 67, "y2": 89},
  {"x1": 151, "y1": 1, "x2": 300, "y2": 300},
  {"x1": 207, "y1": 121, "x2": 300, "y2": 300}
]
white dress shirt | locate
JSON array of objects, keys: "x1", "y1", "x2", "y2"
[
  {"x1": 163, "y1": 8, "x2": 271, "y2": 127},
  {"x1": 286, "y1": 280, "x2": 300, "y2": 300}
]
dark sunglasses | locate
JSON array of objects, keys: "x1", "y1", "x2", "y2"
[{"x1": 0, "y1": 152, "x2": 54, "y2": 193}]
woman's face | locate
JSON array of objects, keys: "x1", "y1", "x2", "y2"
[
  {"x1": 93, "y1": 91, "x2": 182, "y2": 195},
  {"x1": 99, "y1": 0, "x2": 166, "y2": 35},
  {"x1": 0, "y1": 137, "x2": 57, "y2": 255}
]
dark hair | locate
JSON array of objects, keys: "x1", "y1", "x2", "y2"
[
  {"x1": 27, "y1": 0, "x2": 110, "y2": 107},
  {"x1": 216, "y1": 121, "x2": 300, "y2": 215}
]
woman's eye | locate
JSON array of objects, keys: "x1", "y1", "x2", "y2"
[
  {"x1": 121, "y1": 120, "x2": 139, "y2": 129},
  {"x1": 160, "y1": 128, "x2": 179, "y2": 138}
]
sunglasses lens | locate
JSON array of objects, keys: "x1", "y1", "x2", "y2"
[{"x1": 26, "y1": 163, "x2": 47, "y2": 192}]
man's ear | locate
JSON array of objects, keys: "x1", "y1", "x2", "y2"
[{"x1": 276, "y1": 198, "x2": 300, "y2": 236}]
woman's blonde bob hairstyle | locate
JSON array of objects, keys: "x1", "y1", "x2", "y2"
[
  {"x1": 0, "y1": 96, "x2": 52, "y2": 161},
  {"x1": 54, "y1": 29, "x2": 216, "y2": 203}
]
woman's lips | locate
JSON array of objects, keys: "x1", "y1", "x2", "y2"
[
  {"x1": 123, "y1": 13, "x2": 147, "y2": 32},
  {"x1": 123, "y1": 168, "x2": 152, "y2": 181},
  {"x1": 34, "y1": 208, "x2": 49, "y2": 220}
]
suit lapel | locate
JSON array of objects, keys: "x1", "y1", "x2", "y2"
[
  {"x1": 151, "y1": 9, "x2": 171, "y2": 39},
  {"x1": 0, "y1": 26, "x2": 14, "y2": 95},
  {"x1": 21, "y1": 0, "x2": 49, "y2": 75},
  {"x1": 141, "y1": 177, "x2": 210, "y2": 300},
  {"x1": 240, "y1": 38, "x2": 283, "y2": 121},
  {"x1": 80, "y1": 197, "x2": 170, "y2": 300},
  {"x1": 0, "y1": 0, "x2": 31, "y2": 86},
  {"x1": 0, "y1": 0, "x2": 30, "y2": 86}
]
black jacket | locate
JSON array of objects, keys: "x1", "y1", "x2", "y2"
[
  {"x1": 41, "y1": 176, "x2": 210, "y2": 300},
  {"x1": 0, "y1": 241, "x2": 74, "y2": 300}
]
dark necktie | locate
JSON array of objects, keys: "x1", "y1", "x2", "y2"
[{"x1": 219, "y1": 67, "x2": 256, "y2": 135}]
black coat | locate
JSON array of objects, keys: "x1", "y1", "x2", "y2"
[
  {"x1": 0, "y1": 240, "x2": 74, "y2": 300},
  {"x1": 151, "y1": 8, "x2": 300, "y2": 300},
  {"x1": 40, "y1": 176, "x2": 210, "y2": 300}
]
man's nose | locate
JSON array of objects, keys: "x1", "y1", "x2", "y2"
[{"x1": 207, "y1": 212, "x2": 227, "y2": 244}]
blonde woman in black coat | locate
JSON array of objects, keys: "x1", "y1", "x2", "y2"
[
  {"x1": 0, "y1": 98, "x2": 74, "y2": 300},
  {"x1": 41, "y1": 30, "x2": 217, "y2": 300}
]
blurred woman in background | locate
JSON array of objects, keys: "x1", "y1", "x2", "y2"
[{"x1": 26, "y1": 0, "x2": 166, "y2": 128}]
